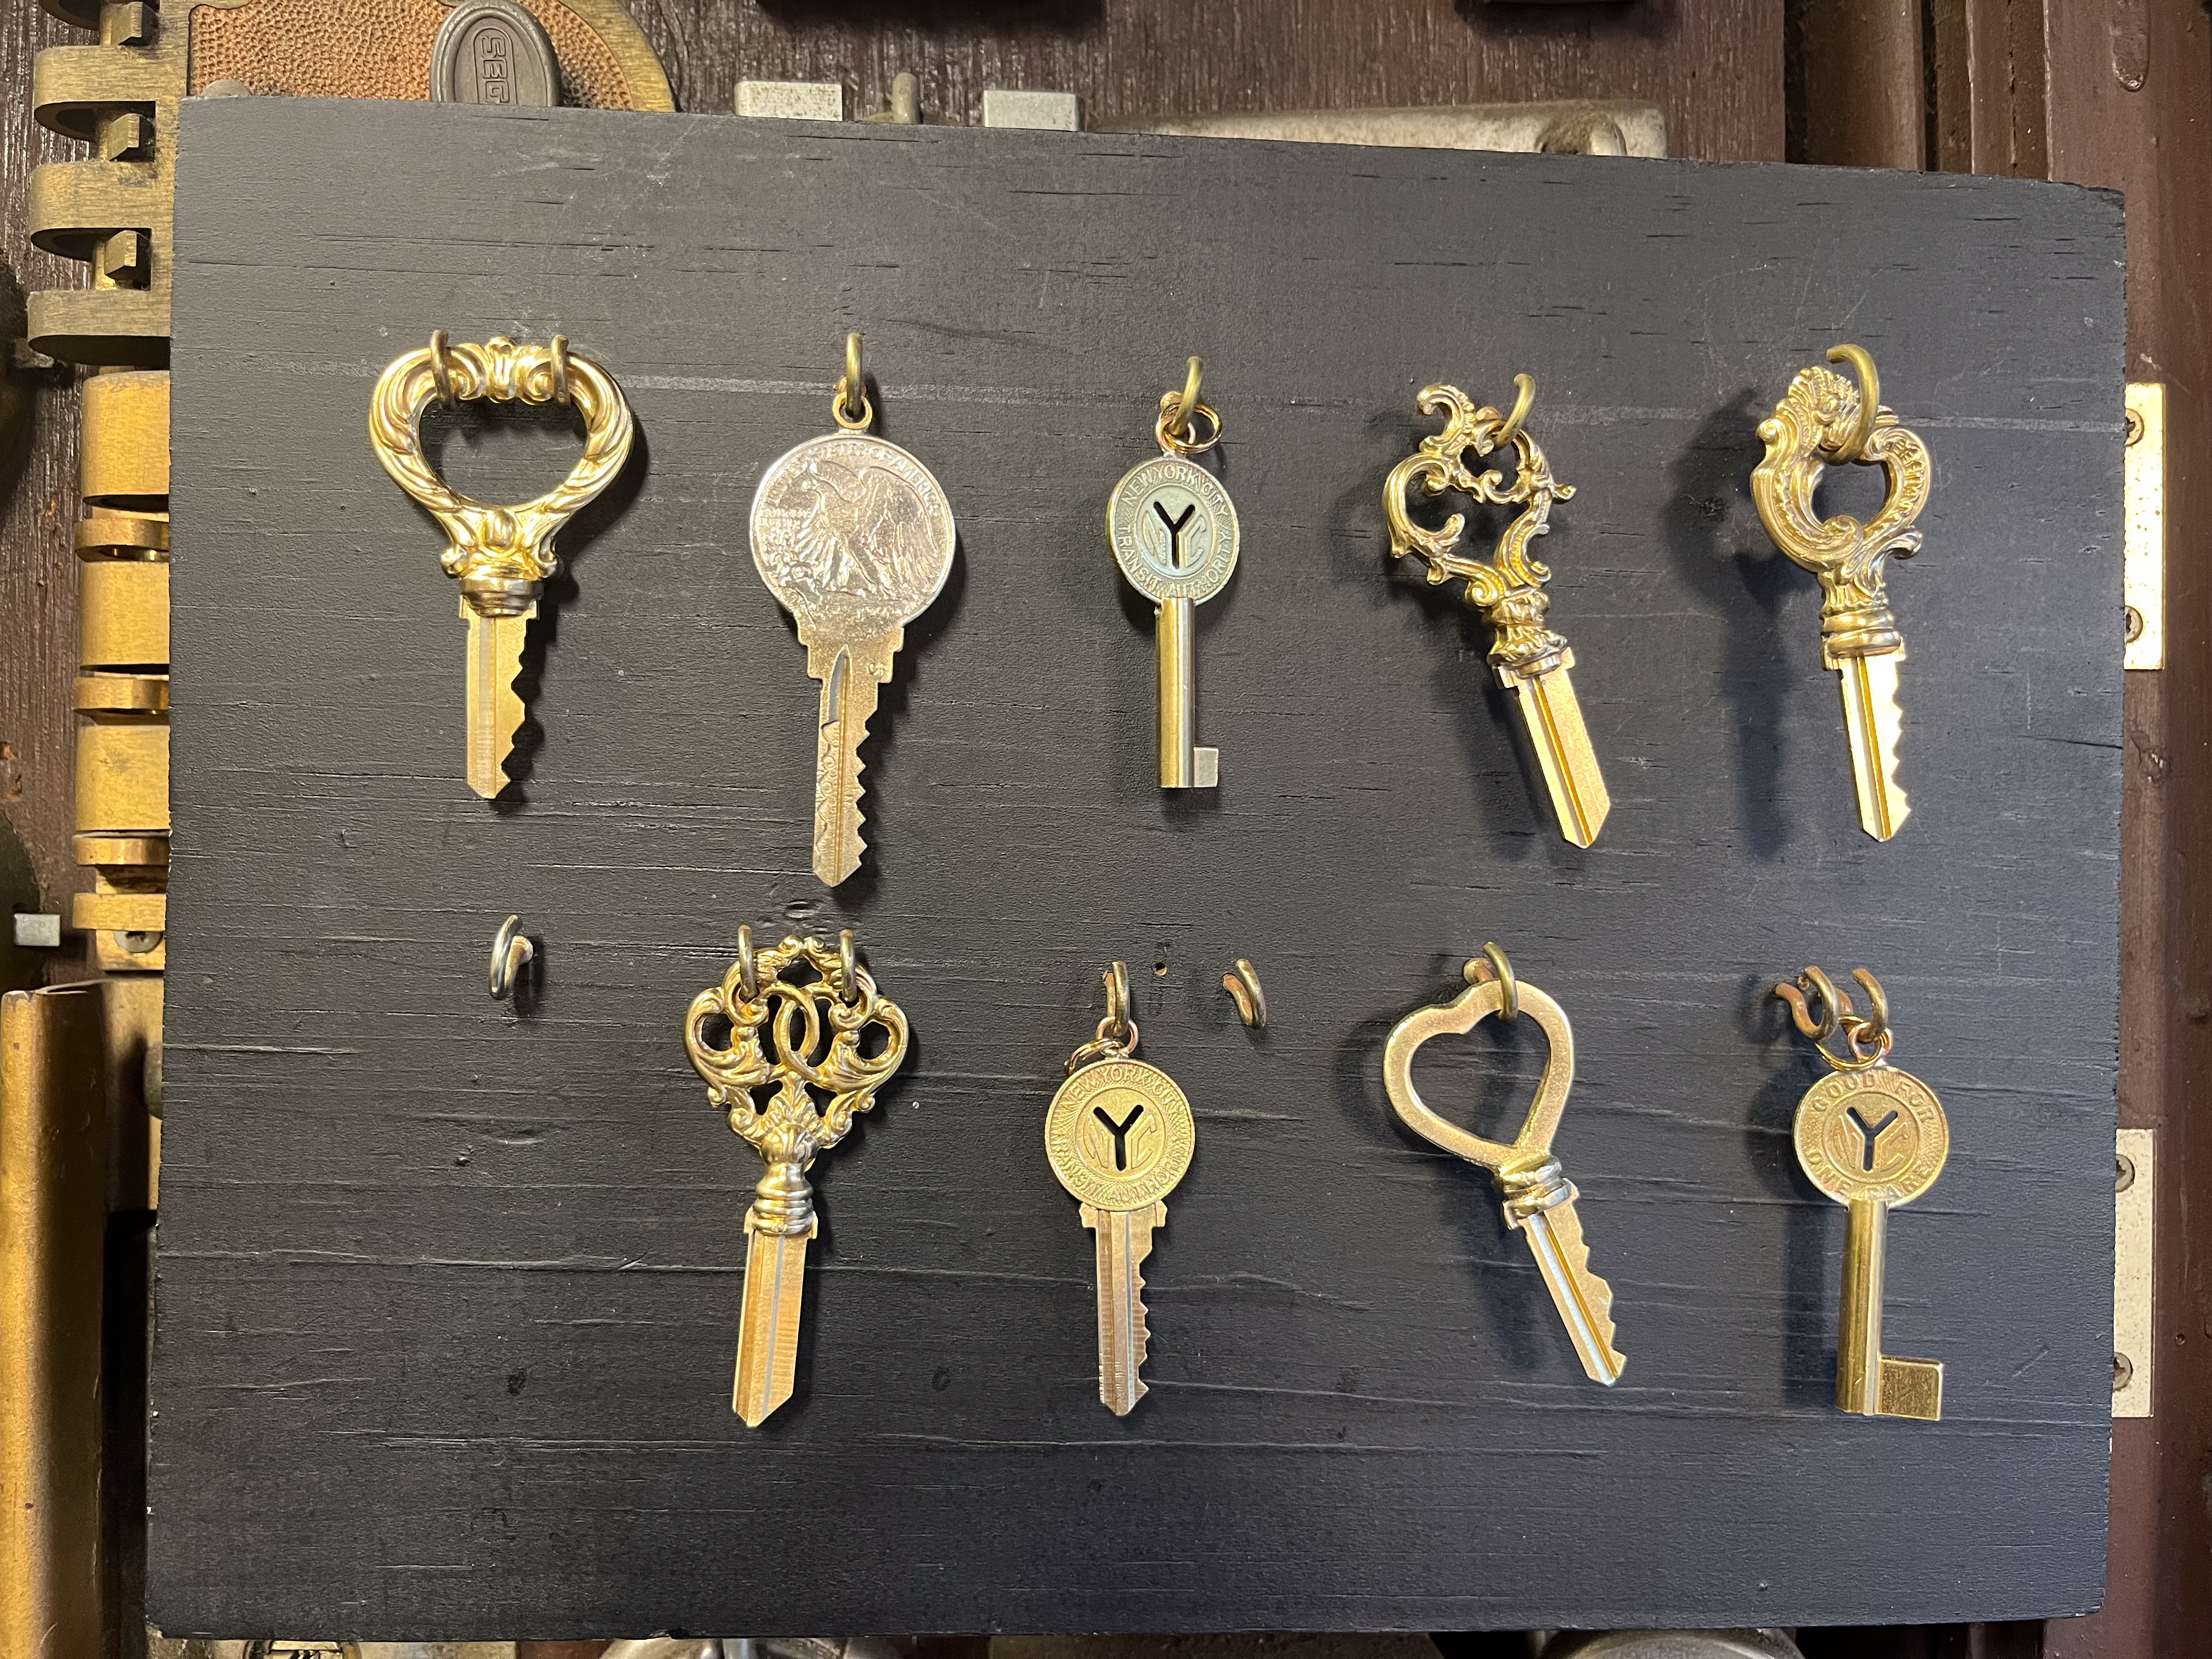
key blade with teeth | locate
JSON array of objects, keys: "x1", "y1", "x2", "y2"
[
  {"x1": 804, "y1": 629, "x2": 899, "y2": 887},
  {"x1": 1502, "y1": 652, "x2": 1610, "y2": 848},
  {"x1": 462, "y1": 601, "x2": 532, "y2": 800},
  {"x1": 1837, "y1": 648, "x2": 1910, "y2": 841},
  {"x1": 1511, "y1": 1196, "x2": 1624, "y2": 1385},
  {"x1": 1085, "y1": 1201, "x2": 1163, "y2": 1415},
  {"x1": 733, "y1": 1216, "x2": 815, "y2": 1425}
]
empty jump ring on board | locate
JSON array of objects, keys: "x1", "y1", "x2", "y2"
[{"x1": 489, "y1": 914, "x2": 534, "y2": 1001}]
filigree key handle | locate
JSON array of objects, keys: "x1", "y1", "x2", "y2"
[
  {"x1": 1386, "y1": 377, "x2": 1610, "y2": 846},
  {"x1": 685, "y1": 927, "x2": 910, "y2": 1425},
  {"x1": 1776, "y1": 964, "x2": 1950, "y2": 1421},
  {"x1": 370, "y1": 332, "x2": 635, "y2": 798},
  {"x1": 1751, "y1": 345, "x2": 1932, "y2": 841},
  {"x1": 1382, "y1": 945, "x2": 1624, "y2": 1385}
]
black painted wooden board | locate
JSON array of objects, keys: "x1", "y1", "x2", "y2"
[{"x1": 152, "y1": 98, "x2": 2124, "y2": 1637}]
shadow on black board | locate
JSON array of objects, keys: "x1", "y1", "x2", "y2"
[
  {"x1": 1661, "y1": 390, "x2": 1798, "y2": 861},
  {"x1": 1333, "y1": 969, "x2": 1555, "y2": 1383},
  {"x1": 1736, "y1": 969, "x2": 1842, "y2": 1409}
]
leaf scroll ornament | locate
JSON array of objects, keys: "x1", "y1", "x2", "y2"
[
  {"x1": 1385, "y1": 381, "x2": 1578, "y2": 678},
  {"x1": 684, "y1": 933, "x2": 911, "y2": 1234}
]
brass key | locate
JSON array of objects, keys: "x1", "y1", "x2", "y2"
[
  {"x1": 1386, "y1": 377, "x2": 1609, "y2": 845},
  {"x1": 1752, "y1": 345, "x2": 1932, "y2": 841},
  {"x1": 370, "y1": 332, "x2": 634, "y2": 798},
  {"x1": 1776, "y1": 966, "x2": 1949, "y2": 1420},
  {"x1": 1046, "y1": 962, "x2": 1197, "y2": 1414},
  {"x1": 685, "y1": 927, "x2": 910, "y2": 1425},
  {"x1": 751, "y1": 336, "x2": 957, "y2": 884},
  {"x1": 1383, "y1": 945, "x2": 1624, "y2": 1385},
  {"x1": 1109, "y1": 359, "x2": 1239, "y2": 789}
]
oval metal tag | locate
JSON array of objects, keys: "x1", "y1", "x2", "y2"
[{"x1": 431, "y1": 0, "x2": 561, "y2": 107}]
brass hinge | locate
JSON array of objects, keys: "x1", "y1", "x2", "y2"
[
  {"x1": 2124, "y1": 383, "x2": 2163, "y2": 670},
  {"x1": 2115, "y1": 1128, "x2": 2154, "y2": 1416}
]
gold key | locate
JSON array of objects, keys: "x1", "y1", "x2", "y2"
[
  {"x1": 1109, "y1": 359, "x2": 1239, "y2": 789},
  {"x1": 370, "y1": 332, "x2": 634, "y2": 799},
  {"x1": 1045, "y1": 962, "x2": 1197, "y2": 1415},
  {"x1": 1383, "y1": 944, "x2": 1624, "y2": 1385},
  {"x1": 1776, "y1": 966, "x2": 1949, "y2": 1420},
  {"x1": 1752, "y1": 345, "x2": 1933, "y2": 841},
  {"x1": 1386, "y1": 376, "x2": 1609, "y2": 845},
  {"x1": 751, "y1": 335, "x2": 957, "y2": 885},
  {"x1": 685, "y1": 926, "x2": 910, "y2": 1425}
]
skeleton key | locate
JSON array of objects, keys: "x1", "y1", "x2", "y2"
[
  {"x1": 1752, "y1": 345, "x2": 1933, "y2": 841},
  {"x1": 370, "y1": 332, "x2": 634, "y2": 798},
  {"x1": 1383, "y1": 945, "x2": 1624, "y2": 1385},
  {"x1": 1778, "y1": 966, "x2": 1949, "y2": 1420},
  {"x1": 685, "y1": 927, "x2": 910, "y2": 1425},
  {"x1": 1386, "y1": 377, "x2": 1609, "y2": 846},
  {"x1": 1045, "y1": 963, "x2": 1197, "y2": 1414},
  {"x1": 751, "y1": 336, "x2": 956, "y2": 884},
  {"x1": 1109, "y1": 359, "x2": 1239, "y2": 789}
]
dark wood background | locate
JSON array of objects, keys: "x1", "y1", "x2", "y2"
[{"x1": 148, "y1": 97, "x2": 2119, "y2": 1638}]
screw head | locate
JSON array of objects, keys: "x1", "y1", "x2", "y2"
[
  {"x1": 2114, "y1": 1351, "x2": 2135, "y2": 1392},
  {"x1": 2118, "y1": 1151, "x2": 2136, "y2": 1192}
]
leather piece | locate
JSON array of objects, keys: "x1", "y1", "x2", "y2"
[{"x1": 186, "y1": 0, "x2": 634, "y2": 107}]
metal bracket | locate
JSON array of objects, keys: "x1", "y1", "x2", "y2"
[
  {"x1": 2124, "y1": 382, "x2": 2163, "y2": 670},
  {"x1": 2115, "y1": 1127, "x2": 2153, "y2": 1416}
]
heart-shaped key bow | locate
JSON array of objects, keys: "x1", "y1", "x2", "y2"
[{"x1": 1382, "y1": 945, "x2": 1624, "y2": 1385}]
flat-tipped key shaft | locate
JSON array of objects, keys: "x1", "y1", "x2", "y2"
[
  {"x1": 732, "y1": 1214, "x2": 815, "y2": 1426},
  {"x1": 1502, "y1": 653, "x2": 1610, "y2": 848}
]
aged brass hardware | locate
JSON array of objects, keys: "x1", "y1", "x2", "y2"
[
  {"x1": 369, "y1": 333, "x2": 635, "y2": 800},
  {"x1": 2124, "y1": 382, "x2": 2164, "y2": 670},
  {"x1": 1386, "y1": 379, "x2": 1610, "y2": 846},
  {"x1": 685, "y1": 928, "x2": 910, "y2": 1425},
  {"x1": 1109, "y1": 358, "x2": 1239, "y2": 789},
  {"x1": 488, "y1": 915, "x2": 534, "y2": 1001},
  {"x1": 1751, "y1": 346, "x2": 1932, "y2": 841},
  {"x1": 2114, "y1": 1126, "x2": 2153, "y2": 1416},
  {"x1": 749, "y1": 335, "x2": 957, "y2": 885},
  {"x1": 1047, "y1": 963, "x2": 1198, "y2": 1415},
  {"x1": 1221, "y1": 958, "x2": 1267, "y2": 1029},
  {"x1": 1775, "y1": 966, "x2": 1948, "y2": 1420},
  {"x1": 1383, "y1": 947, "x2": 1624, "y2": 1384},
  {"x1": 1, "y1": 975, "x2": 160, "y2": 1658}
]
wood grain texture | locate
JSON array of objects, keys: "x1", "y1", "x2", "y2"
[
  {"x1": 634, "y1": 0, "x2": 1784, "y2": 164},
  {"x1": 151, "y1": 99, "x2": 2120, "y2": 1638},
  {"x1": 2036, "y1": 3, "x2": 2212, "y2": 1655}
]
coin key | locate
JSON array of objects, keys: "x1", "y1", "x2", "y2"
[
  {"x1": 369, "y1": 332, "x2": 635, "y2": 799},
  {"x1": 1385, "y1": 376, "x2": 1610, "y2": 845},
  {"x1": 1109, "y1": 359, "x2": 1240, "y2": 789},
  {"x1": 751, "y1": 335, "x2": 957, "y2": 884},
  {"x1": 1776, "y1": 966, "x2": 1949, "y2": 1420},
  {"x1": 685, "y1": 927, "x2": 911, "y2": 1425},
  {"x1": 1382, "y1": 946, "x2": 1624, "y2": 1385},
  {"x1": 1751, "y1": 346, "x2": 1932, "y2": 841},
  {"x1": 1046, "y1": 962, "x2": 1198, "y2": 1414}
]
